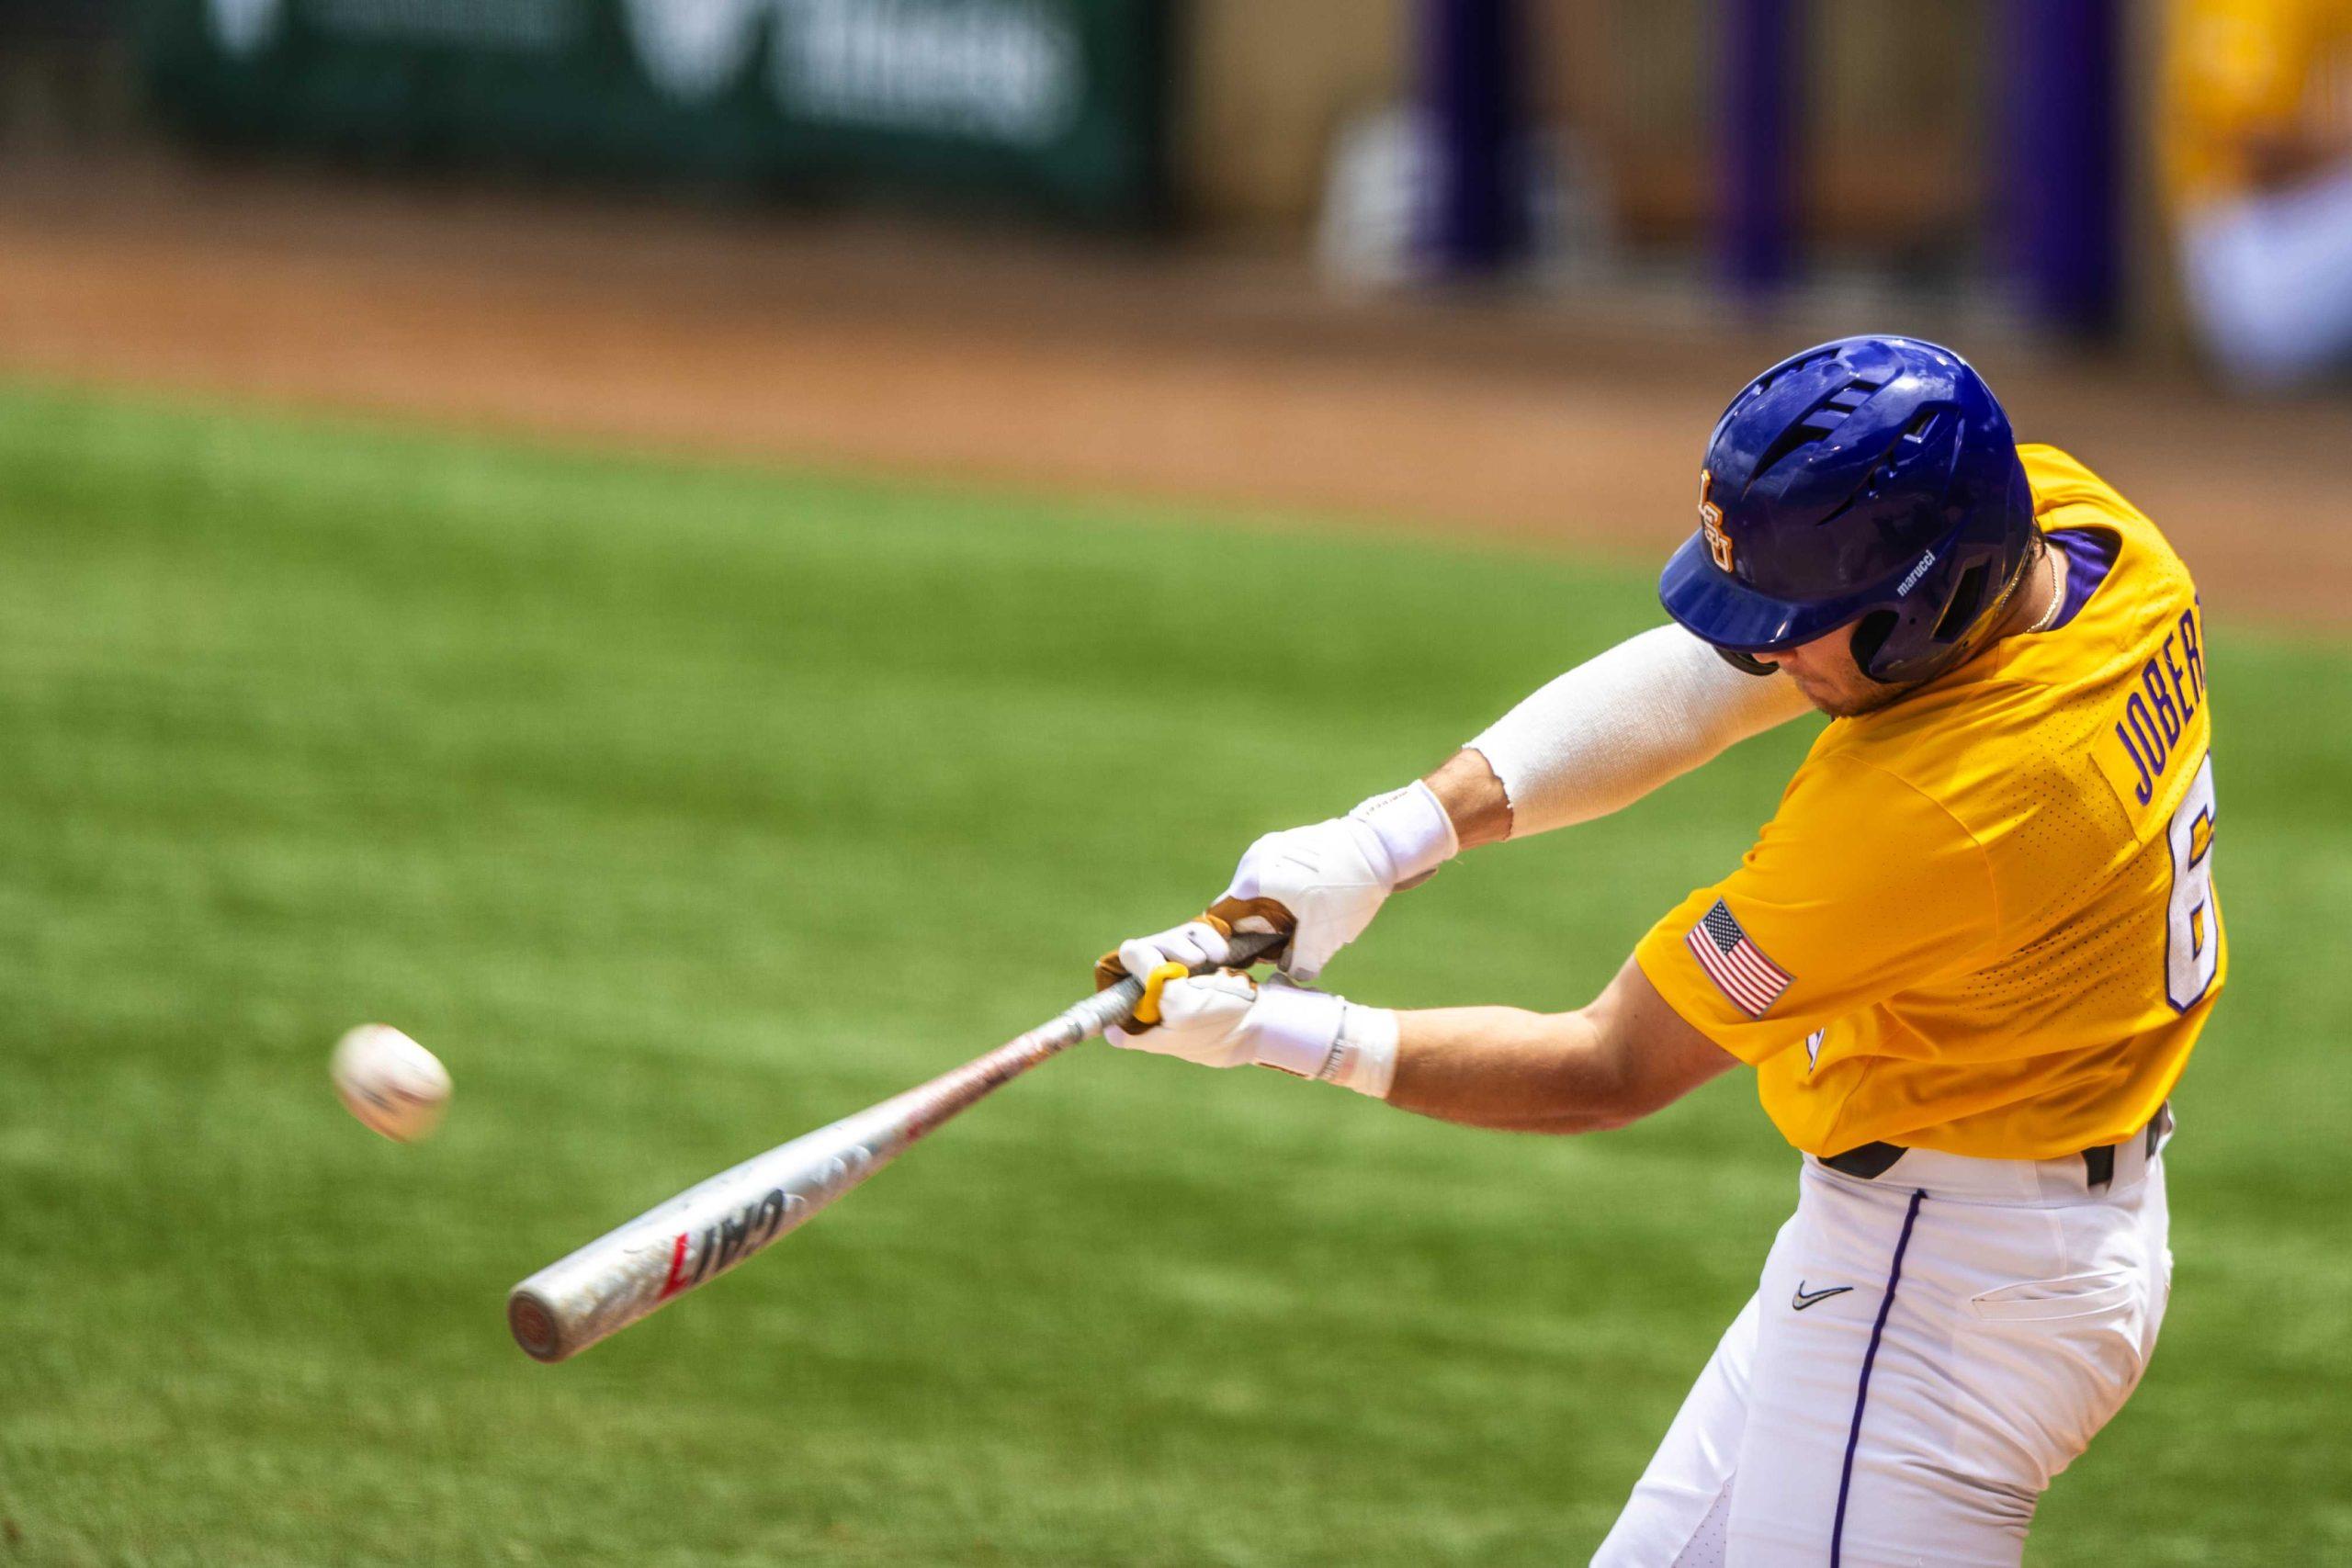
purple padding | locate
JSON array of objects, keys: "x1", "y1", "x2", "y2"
[{"x1": 2047, "y1": 525, "x2": 2120, "y2": 630}]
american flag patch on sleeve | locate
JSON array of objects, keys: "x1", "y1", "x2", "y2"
[{"x1": 1684, "y1": 898, "x2": 1792, "y2": 1019}]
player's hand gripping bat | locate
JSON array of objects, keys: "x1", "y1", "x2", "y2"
[{"x1": 506, "y1": 930, "x2": 1284, "y2": 1361}]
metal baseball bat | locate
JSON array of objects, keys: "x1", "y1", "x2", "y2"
[{"x1": 506, "y1": 931, "x2": 1283, "y2": 1362}]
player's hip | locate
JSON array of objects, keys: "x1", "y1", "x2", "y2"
[
  {"x1": 1596, "y1": 1130, "x2": 2176, "y2": 1563},
  {"x1": 1783, "y1": 1110, "x2": 2174, "y2": 1354},
  {"x1": 1772, "y1": 1136, "x2": 2173, "y2": 1471},
  {"x1": 1593, "y1": 1145, "x2": 2175, "y2": 1565}
]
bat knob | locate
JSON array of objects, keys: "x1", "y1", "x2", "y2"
[{"x1": 507, "y1": 1290, "x2": 566, "y2": 1363}]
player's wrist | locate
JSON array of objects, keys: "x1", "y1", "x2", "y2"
[
  {"x1": 1245, "y1": 986, "x2": 1396, "y2": 1099},
  {"x1": 1349, "y1": 779, "x2": 1459, "y2": 887},
  {"x1": 1328, "y1": 1001, "x2": 1398, "y2": 1099}
]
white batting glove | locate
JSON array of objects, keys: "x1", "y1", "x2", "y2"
[
  {"x1": 1107, "y1": 919, "x2": 1233, "y2": 987},
  {"x1": 1105, "y1": 971, "x2": 1399, "y2": 1098},
  {"x1": 1224, "y1": 780, "x2": 1458, "y2": 983},
  {"x1": 1105, "y1": 967, "x2": 1266, "y2": 1064},
  {"x1": 1091, "y1": 782, "x2": 1455, "y2": 995}
]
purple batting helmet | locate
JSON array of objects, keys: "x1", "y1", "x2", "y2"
[{"x1": 1659, "y1": 335, "x2": 2037, "y2": 685}]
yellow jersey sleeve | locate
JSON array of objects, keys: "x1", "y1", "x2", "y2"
[{"x1": 1634, "y1": 752, "x2": 1999, "y2": 1066}]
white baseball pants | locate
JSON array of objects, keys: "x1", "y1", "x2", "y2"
[{"x1": 1593, "y1": 1135, "x2": 2173, "y2": 1567}]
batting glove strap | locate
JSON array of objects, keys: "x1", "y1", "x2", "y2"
[
  {"x1": 1247, "y1": 986, "x2": 1398, "y2": 1100},
  {"x1": 1246, "y1": 982, "x2": 1349, "y2": 1079},
  {"x1": 1329, "y1": 1002, "x2": 1400, "y2": 1100}
]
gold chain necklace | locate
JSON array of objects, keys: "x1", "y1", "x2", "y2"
[{"x1": 2025, "y1": 546, "x2": 2064, "y2": 635}]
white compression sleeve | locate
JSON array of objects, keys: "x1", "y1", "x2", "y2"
[{"x1": 1464, "y1": 625, "x2": 1814, "y2": 839}]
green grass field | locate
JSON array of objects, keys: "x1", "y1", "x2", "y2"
[{"x1": 0, "y1": 381, "x2": 2344, "y2": 1566}]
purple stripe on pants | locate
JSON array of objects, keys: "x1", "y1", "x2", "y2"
[{"x1": 1831, "y1": 1187, "x2": 1926, "y2": 1567}]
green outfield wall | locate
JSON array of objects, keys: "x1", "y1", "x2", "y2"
[{"x1": 134, "y1": 0, "x2": 1170, "y2": 225}]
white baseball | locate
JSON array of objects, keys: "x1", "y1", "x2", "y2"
[{"x1": 331, "y1": 1024, "x2": 451, "y2": 1143}]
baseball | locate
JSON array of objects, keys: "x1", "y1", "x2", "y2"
[{"x1": 331, "y1": 1024, "x2": 451, "y2": 1143}]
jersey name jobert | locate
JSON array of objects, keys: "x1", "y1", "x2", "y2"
[{"x1": 2112, "y1": 603, "x2": 2207, "y2": 807}]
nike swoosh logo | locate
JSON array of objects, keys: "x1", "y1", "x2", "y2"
[{"x1": 1792, "y1": 1281, "x2": 1854, "y2": 1312}]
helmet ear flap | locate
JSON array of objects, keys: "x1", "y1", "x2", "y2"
[
  {"x1": 1849, "y1": 611, "x2": 1903, "y2": 681},
  {"x1": 1929, "y1": 561, "x2": 1995, "y2": 645},
  {"x1": 1852, "y1": 536, "x2": 2035, "y2": 684}
]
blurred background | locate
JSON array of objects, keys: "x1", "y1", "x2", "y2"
[
  {"x1": 0, "y1": 2, "x2": 2346, "y2": 612},
  {"x1": 0, "y1": 4, "x2": 2345, "y2": 1565}
]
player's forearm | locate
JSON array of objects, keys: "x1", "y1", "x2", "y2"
[
  {"x1": 1377, "y1": 956, "x2": 1738, "y2": 1132},
  {"x1": 1111, "y1": 635, "x2": 1799, "y2": 996},
  {"x1": 1383, "y1": 1004, "x2": 1638, "y2": 1134},
  {"x1": 1464, "y1": 624, "x2": 1811, "y2": 840},
  {"x1": 1115, "y1": 952, "x2": 1734, "y2": 1125}
]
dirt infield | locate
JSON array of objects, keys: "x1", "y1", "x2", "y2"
[{"x1": 0, "y1": 152, "x2": 2345, "y2": 627}]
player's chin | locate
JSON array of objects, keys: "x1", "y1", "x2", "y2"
[
  {"x1": 1786, "y1": 677, "x2": 1848, "y2": 716},
  {"x1": 1827, "y1": 682, "x2": 1920, "y2": 717}
]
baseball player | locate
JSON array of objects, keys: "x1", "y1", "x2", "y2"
[{"x1": 1100, "y1": 335, "x2": 2220, "y2": 1566}]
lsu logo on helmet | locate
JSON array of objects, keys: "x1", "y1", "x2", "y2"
[{"x1": 1699, "y1": 470, "x2": 1734, "y2": 572}]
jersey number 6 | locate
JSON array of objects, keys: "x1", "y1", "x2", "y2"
[{"x1": 2165, "y1": 750, "x2": 2220, "y2": 1012}]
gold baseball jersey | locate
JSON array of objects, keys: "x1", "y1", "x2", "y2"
[{"x1": 1635, "y1": 446, "x2": 2223, "y2": 1161}]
